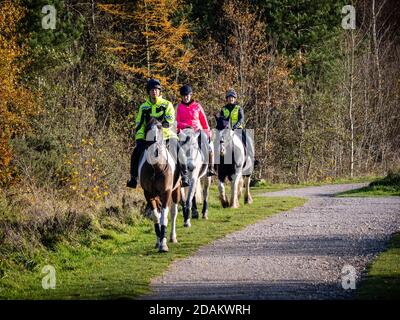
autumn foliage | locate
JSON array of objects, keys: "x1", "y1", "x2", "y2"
[
  {"x1": 98, "y1": 0, "x2": 192, "y2": 92},
  {"x1": 0, "y1": 0, "x2": 38, "y2": 186}
]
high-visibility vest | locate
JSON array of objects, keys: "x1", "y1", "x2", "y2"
[
  {"x1": 222, "y1": 104, "x2": 243, "y2": 128},
  {"x1": 135, "y1": 96, "x2": 176, "y2": 140}
]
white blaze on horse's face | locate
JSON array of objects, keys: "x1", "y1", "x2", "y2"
[
  {"x1": 219, "y1": 129, "x2": 233, "y2": 157},
  {"x1": 220, "y1": 132, "x2": 225, "y2": 157},
  {"x1": 146, "y1": 122, "x2": 167, "y2": 165},
  {"x1": 179, "y1": 128, "x2": 200, "y2": 172}
]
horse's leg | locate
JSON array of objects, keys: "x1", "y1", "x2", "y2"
[
  {"x1": 230, "y1": 172, "x2": 242, "y2": 208},
  {"x1": 170, "y1": 187, "x2": 180, "y2": 243},
  {"x1": 158, "y1": 190, "x2": 171, "y2": 252},
  {"x1": 201, "y1": 176, "x2": 211, "y2": 219},
  {"x1": 237, "y1": 176, "x2": 244, "y2": 200},
  {"x1": 191, "y1": 196, "x2": 199, "y2": 219},
  {"x1": 145, "y1": 191, "x2": 161, "y2": 249},
  {"x1": 218, "y1": 179, "x2": 229, "y2": 208},
  {"x1": 184, "y1": 177, "x2": 197, "y2": 227},
  {"x1": 244, "y1": 176, "x2": 253, "y2": 204},
  {"x1": 180, "y1": 187, "x2": 186, "y2": 213}
]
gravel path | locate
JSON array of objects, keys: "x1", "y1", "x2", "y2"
[{"x1": 140, "y1": 183, "x2": 400, "y2": 300}]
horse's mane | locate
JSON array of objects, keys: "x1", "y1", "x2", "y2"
[
  {"x1": 215, "y1": 114, "x2": 230, "y2": 131},
  {"x1": 145, "y1": 117, "x2": 162, "y2": 132}
]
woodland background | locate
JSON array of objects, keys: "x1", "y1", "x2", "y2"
[{"x1": 0, "y1": 0, "x2": 399, "y2": 269}]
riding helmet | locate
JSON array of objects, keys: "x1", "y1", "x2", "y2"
[
  {"x1": 180, "y1": 84, "x2": 193, "y2": 96},
  {"x1": 225, "y1": 88, "x2": 237, "y2": 99},
  {"x1": 146, "y1": 79, "x2": 162, "y2": 92}
]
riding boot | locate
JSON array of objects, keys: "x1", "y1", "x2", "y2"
[
  {"x1": 241, "y1": 129, "x2": 247, "y2": 149},
  {"x1": 180, "y1": 163, "x2": 190, "y2": 187},
  {"x1": 127, "y1": 141, "x2": 143, "y2": 188},
  {"x1": 207, "y1": 150, "x2": 217, "y2": 176},
  {"x1": 175, "y1": 138, "x2": 190, "y2": 187}
]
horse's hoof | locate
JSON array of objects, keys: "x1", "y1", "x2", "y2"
[
  {"x1": 192, "y1": 212, "x2": 199, "y2": 219},
  {"x1": 245, "y1": 197, "x2": 253, "y2": 204},
  {"x1": 158, "y1": 238, "x2": 169, "y2": 252},
  {"x1": 202, "y1": 214, "x2": 208, "y2": 220},
  {"x1": 170, "y1": 237, "x2": 178, "y2": 243},
  {"x1": 184, "y1": 219, "x2": 191, "y2": 228}
]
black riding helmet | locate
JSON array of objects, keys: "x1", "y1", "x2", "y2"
[
  {"x1": 146, "y1": 79, "x2": 162, "y2": 93},
  {"x1": 179, "y1": 84, "x2": 192, "y2": 96},
  {"x1": 225, "y1": 88, "x2": 237, "y2": 99}
]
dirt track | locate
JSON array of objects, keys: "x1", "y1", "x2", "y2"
[{"x1": 140, "y1": 183, "x2": 400, "y2": 300}]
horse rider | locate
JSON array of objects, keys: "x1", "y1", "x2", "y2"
[
  {"x1": 219, "y1": 88, "x2": 248, "y2": 149},
  {"x1": 176, "y1": 85, "x2": 216, "y2": 176},
  {"x1": 127, "y1": 79, "x2": 190, "y2": 189}
]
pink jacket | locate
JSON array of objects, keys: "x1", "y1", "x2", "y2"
[{"x1": 176, "y1": 101, "x2": 211, "y2": 138}]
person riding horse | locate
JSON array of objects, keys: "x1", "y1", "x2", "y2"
[
  {"x1": 127, "y1": 79, "x2": 190, "y2": 189},
  {"x1": 219, "y1": 88, "x2": 248, "y2": 150},
  {"x1": 176, "y1": 84, "x2": 216, "y2": 177},
  {"x1": 214, "y1": 88, "x2": 255, "y2": 208}
]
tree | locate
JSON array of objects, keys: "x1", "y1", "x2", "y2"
[
  {"x1": 98, "y1": 0, "x2": 193, "y2": 92},
  {"x1": 21, "y1": 0, "x2": 85, "y2": 82},
  {"x1": 0, "y1": 0, "x2": 39, "y2": 186}
]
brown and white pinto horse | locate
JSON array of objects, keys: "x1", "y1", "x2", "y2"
[{"x1": 138, "y1": 118, "x2": 181, "y2": 252}]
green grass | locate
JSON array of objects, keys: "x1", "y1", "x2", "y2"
[
  {"x1": 357, "y1": 233, "x2": 400, "y2": 299},
  {"x1": 337, "y1": 172, "x2": 400, "y2": 197},
  {"x1": 0, "y1": 189, "x2": 305, "y2": 299}
]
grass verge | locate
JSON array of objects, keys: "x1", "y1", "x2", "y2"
[
  {"x1": 357, "y1": 233, "x2": 400, "y2": 299},
  {"x1": 0, "y1": 189, "x2": 305, "y2": 299},
  {"x1": 336, "y1": 172, "x2": 400, "y2": 197}
]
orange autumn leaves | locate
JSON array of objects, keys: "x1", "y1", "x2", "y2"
[
  {"x1": 0, "y1": 0, "x2": 39, "y2": 186},
  {"x1": 98, "y1": 0, "x2": 192, "y2": 92}
]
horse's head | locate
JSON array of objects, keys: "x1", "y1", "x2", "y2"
[
  {"x1": 144, "y1": 118, "x2": 163, "y2": 145},
  {"x1": 179, "y1": 126, "x2": 201, "y2": 172},
  {"x1": 144, "y1": 118, "x2": 167, "y2": 164},
  {"x1": 215, "y1": 114, "x2": 233, "y2": 157}
]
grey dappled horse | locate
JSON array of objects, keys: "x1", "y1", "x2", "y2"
[{"x1": 178, "y1": 127, "x2": 212, "y2": 227}]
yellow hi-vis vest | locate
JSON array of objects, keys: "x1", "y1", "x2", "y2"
[
  {"x1": 135, "y1": 96, "x2": 176, "y2": 140},
  {"x1": 222, "y1": 104, "x2": 243, "y2": 129}
]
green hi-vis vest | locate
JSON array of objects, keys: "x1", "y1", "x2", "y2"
[
  {"x1": 222, "y1": 104, "x2": 243, "y2": 129},
  {"x1": 135, "y1": 96, "x2": 176, "y2": 140}
]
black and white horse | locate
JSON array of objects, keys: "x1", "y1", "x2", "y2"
[
  {"x1": 214, "y1": 116, "x2": 254, "y2": 208},
  {"x1": 178, "y1": 127, "x2": 211, "y2": 227}
]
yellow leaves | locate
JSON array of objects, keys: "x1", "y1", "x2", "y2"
[
  {"x1": 62, "y1": 137, "x2": 110, "y2": 205},
  {"x1": 0, "y1": 0, "x2": 39, "y2": 187}
]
